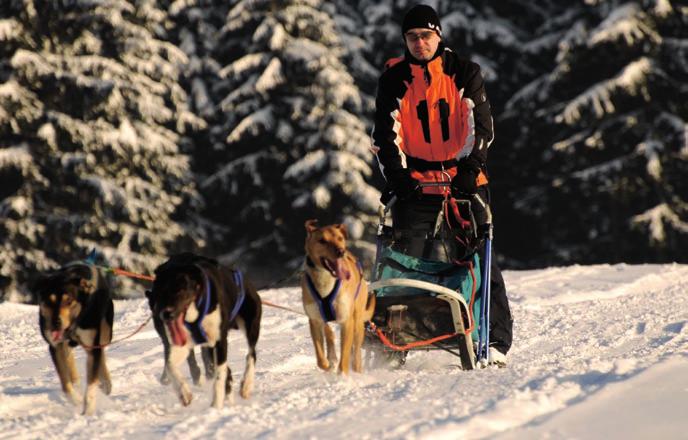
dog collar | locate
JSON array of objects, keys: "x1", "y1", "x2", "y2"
[{"x1": 305, "y1": 256, "x2": 316, "y2": 269}]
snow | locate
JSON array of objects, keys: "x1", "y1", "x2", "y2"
[
  {"x1": 267, "y1": 22, "x2": 288, "y2": 51},
  {"x1": 1, "y1": 263, "x2": 686, "y2": 439},
  {"x1": 571, "y1": 155, "x2": 625, "y2": 181},
  {"x1": 632, "y1": 203, "x2": 688, "y2": 243},
  {"x1": 0, "y1": 145, "x2": 32, "y2": 169},
  {"x1": 283, "y1": 149, "x2": 327, "y2": 181},
  {"x1": 255, "y1": 58, "x2": 285, "y2": 94},
  {"x1": 496, "y1": 357, "x2": 688, "y2": 439},
  {"x1": 219, "y1": 53, "x2": 269, "y2": 81},
  {"x1": 225, "y1": 106, "x2": 275, "y2": 143},
  {"x1": 556, "y1": 57, "x2": 654, "y2": 125},
  {"x1": 0, "y1": 80, "x2": 42, "y2": 131},
  {"x1": 636, "y1": 140, "x2": 663, "y2": 180},
  {"x1": 653, "y1": 0, "x2": 674, "y2": 17},
  {"x1": 202, "y1": 151, "x2": 268, "y2": 190},
  {"x1": 0, "y1": 18, "x2": 22, "y2": 41},
  {"x1": 588, "y1": 4, "x2": 659, "y2": 47}
]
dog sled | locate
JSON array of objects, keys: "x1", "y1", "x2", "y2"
[{"x1": 365, "y1": 183, "x2": 493, "y2": 370}]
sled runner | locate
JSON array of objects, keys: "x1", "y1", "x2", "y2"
[{"x1": 365, "y1": 183, "x2": 493, "y2": 370}]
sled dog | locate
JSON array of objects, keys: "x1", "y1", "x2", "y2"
[
  {"x1": 301, "y1": 220, "x2": 375, "y2": 374},
  {"x1": 35, "y1": 262, "x2": 114, "y2": 415},
  {"x1": 148, "y1": 253, "x2": 261, "y2": 408}
]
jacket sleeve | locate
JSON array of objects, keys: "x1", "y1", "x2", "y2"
[
  {"x1": 463, "y1": 64, "x2": 494, "y2": 166},
  {"x1": 372, "y1": 74, "x2": 405, "y2": 180}
]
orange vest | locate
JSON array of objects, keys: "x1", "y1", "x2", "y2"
[{"x1": 375, "y1": 50, "x2": 489, "y2": 195}]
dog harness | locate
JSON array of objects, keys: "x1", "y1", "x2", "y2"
[
  {"x1": 305, "y1": 258, "x2": 363, "y2": 322},
  {"x1": 184, "y1": 267, "x2": 212, "y2": 344},
  {"x1": 229, "y1": 270, "x2": 246, "y2": 323},
  {"x1": 184, "y1": 266, "x2": 246, "y2": 344},
  {"x1": 63, "y1": 260, "x2": 100, "y2": 294}
]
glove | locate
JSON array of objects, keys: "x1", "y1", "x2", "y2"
[
  {"x1": 451, "y1": 156, "x2": 482, "y2": 197},
  {"x1": 381, "y1": 168, "x2": 420, "y2": 204}
]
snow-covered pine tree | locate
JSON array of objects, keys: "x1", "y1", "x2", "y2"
[
  {"x1": 0, "y1": 0, "x2": 206, "y2": 301},
  {"x1": 500, "y1": 0, "x2": 688, "y2": 264},
  {"x1": 163, "y1": 0, "x2": 229, "y2": 168},
  {"x1": 325, "y1": 0, "x2": 378, "y2": 108},
  {"x1": 203, "y1": 0, "x2": 380, "y2": 271},
  {"x1": 350, "y1": 0, "x2": 413, "y2": 73},
  {"x1": 437, "y1": 1, "x2": 541, "y2": 110}
]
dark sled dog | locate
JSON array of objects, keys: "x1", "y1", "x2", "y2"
[
  {"x1": 35, "y1": 262, "x2": 114, "y2": 415},
  {"x1": 148, "y1": 253, "x2": 261, "y2": 408}
]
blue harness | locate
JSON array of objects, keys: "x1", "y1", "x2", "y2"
[
  {"x1": 185, "y1": 267, "x2": 246, "y2": 344},
  {"x1": 305, "y1": 258, "x2": 363, "y2": 322}
]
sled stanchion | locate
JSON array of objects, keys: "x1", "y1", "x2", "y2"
[
  {"x1": 474, "y1": 193, "x2": 492, "y2": 366},
  {"x1": 373, "y1": 196, "x2": 396, "y2": 283},
  {"x1": 478, "y1": 236, "x2": 491, "y2": 365}
]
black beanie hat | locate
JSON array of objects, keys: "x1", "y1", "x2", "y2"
[{"x1": 401, "y1": 4, "x2": 442, "y2": 37}]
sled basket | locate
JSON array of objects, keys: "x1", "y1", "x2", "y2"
[{"x1": 367, "y1": 245, "x2": 482, "y2": 369}]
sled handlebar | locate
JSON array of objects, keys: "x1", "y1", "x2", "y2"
[
  {"x1": 381, "y1": 184, "x2": 492, "y2": 236},
  {"x1": 418, "y1": 182, "x2": 450, "y2": 187}
]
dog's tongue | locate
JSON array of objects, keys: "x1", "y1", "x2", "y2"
[
  {"x1": 167, "y1": 313, "x2": 187, "y2": 346},
  {"x1": 51, "y1": 330, "x2": 64, "y2": 342},
  {"x1": 335, "y1": 258, "x2": 351, "y2": 281}
]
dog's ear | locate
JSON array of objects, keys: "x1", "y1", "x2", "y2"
[
  {"x1": 336, "y1": 223, "x2": 348, "y2": 239},
  {"x1": 31, "y1": 272, "x2": 51, "y2": 297},
  {"x1": 305, "y1": 219, "x2": 319, "y2": 234}
]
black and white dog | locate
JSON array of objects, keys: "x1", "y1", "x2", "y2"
[
  {"x1": 35, "y1": 261, "x2": 114, "y2": 415},
  {"x1": 148, "y1": 253, "x2": 261, "y2": 408}
]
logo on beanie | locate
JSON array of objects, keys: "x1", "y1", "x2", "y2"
[{"x1": 427, "y1": 23, "x2": 441, "y2": 35}]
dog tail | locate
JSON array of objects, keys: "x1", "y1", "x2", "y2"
[{"x1": 364, "y1": 290, "x2": 376, "y2": 321}]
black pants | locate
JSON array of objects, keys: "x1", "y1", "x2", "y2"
[{"x1": 390, "y1": 188, "x2": 513, "y2": 354}]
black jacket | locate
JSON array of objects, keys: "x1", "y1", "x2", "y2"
[{"x1": 372, "y1": 44, "x2": 494, "y2": 179}]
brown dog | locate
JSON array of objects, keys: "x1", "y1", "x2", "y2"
[{"x1": 301, "y1": 220, "x2": 375, "y2": 375}]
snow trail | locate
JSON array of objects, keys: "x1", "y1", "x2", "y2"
[{"x1": 1, "y1": 264, "x2": 687, "y2": 439}]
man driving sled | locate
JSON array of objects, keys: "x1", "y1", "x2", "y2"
[{"x1": 372, "y1": 4, "x2": 512, "y2": 365}]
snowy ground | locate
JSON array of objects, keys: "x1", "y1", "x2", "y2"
[{"x1": 1, "y1": 263, "x2": 687, "y2": 439}]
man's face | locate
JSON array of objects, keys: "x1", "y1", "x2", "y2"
[{"x1": 404, "y1": 28, "x2": 441, "y2": 61}]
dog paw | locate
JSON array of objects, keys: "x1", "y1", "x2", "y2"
[
  {"x1": 316, "y1": 359, "x2": 331, "y2": 371},
  {"x1": 179, "y1": 385, "x2": 193, "y2": 407},
  {"x1": 159, "y1": 373, "x2": 171, "y2": 386},
  {"x1": 66, "y1": 389, "x2": 83, "y2": 406},
  {"x1": 190, "y1": 368, "x2": 202, "y2": 385},
  {"x1": 240, "y1": 381, "x2": 252, "y2": 399},
  {"x1": 211, "y1": 393, "x2": 227, "y2": 409},
  {"x1": 81, "y1": 383, "x2": 99, "y2": 415},
  {"x1": 194, "y1": 374, "x2": 206, "y2": 387},
  {"x1": 82, "y1": 398, "x2": 96, "y2": 416},
  {"x1": 100, "y1": 379, "x2": 112, "y2": 395}
]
